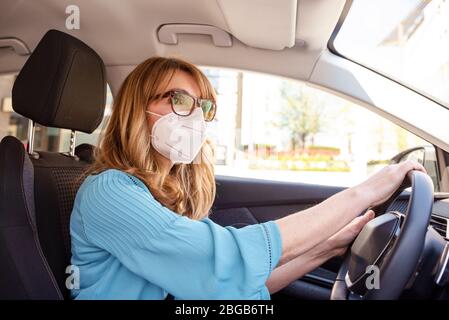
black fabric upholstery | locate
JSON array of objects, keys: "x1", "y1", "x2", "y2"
[
  {"x1": 12, "y1": 29, "x2": 107, "y2": 133},
  {"x1": 32, "y1": 150, "x2": 93, "y2": 299},
  {"x1": 209, "y1": 207, "x2": 259, "y2": 228},
  {"x1": 0, "y1": 137, "x2": 95, "y2": 299},
  {"x1": 0, "y1": 136, "x2": 62, "y2": 299}
]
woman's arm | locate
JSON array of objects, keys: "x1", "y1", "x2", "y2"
[
  {"x1": 266, "y1": 210, "x2": 375, "y2": 294},
  {"x1": 274, "y1": 160, "x2": 426, "y2": 266},
  {"x1": 78, "y1": 170, "x2": 283, "y2": 299}
]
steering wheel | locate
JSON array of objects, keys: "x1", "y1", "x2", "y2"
[{"x1": 331, "y1": 170, "x2": 434, "y2": 300}]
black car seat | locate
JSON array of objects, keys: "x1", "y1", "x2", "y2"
[{"x1": 0, "y1": 29, "x2": 107, "y2": 299}]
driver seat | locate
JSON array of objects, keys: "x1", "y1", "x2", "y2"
[{"x1": 0, "y1": 29, "x2": 107, "y2": 299}]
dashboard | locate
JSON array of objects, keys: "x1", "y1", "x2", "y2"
[{"x1": 388, "y1": 193, "x2": 449, "y2": 241}]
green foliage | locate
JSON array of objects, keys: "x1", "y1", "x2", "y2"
[
  {"x1": 307, "y1": 145, "x2": 340, "y2": 152},
  {"x1": 367, "y1": 159, "x2": 390, "y2": 166},
  {"x1": 275, "y1": 84, "x2": 325, "y2": 151},
  {"x1": 248, "y1": 157, "x2": 350, "y2": 172}
]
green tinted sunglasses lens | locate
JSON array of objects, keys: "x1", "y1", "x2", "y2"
[
  {"x1": 200, "y1": 100, "x2": 215, "y2": 121},
  {"x1": 172, "y1": 92, "x2": 193, "y2": 115}
]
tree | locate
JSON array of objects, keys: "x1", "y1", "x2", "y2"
[{"x1": 276, "y1": 83, "x2": 323, "y2": 153}]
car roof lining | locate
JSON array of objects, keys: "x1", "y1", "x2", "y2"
[{"x1": 0, "y1": 0, "x2": 345, "y2": 80}]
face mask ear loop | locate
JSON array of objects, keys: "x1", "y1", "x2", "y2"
[
  {"x1": 146, "y1": 110, "x2": 163, "y2": 117},
  {"x1": 146, "y1": 111, "x2": 162, "y2": 142}
]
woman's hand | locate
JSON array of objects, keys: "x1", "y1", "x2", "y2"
[
  {"x1": 274, "y1": 160, "x2": 428, "y2": 271},
  {"x1": 324, "y1": 159, "x2": 427, "y2": 258},
  {"x1": 356, "y1": 160, "x2": 426, "y2": 208},
  {"x1": 325, "y1": 209, "x2": 375, "y2": 257},
  {"x1": 266, "y1": 210, "x2": 375, "y2": 294}
]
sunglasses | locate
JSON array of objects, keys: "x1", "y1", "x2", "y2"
[{"x1": 154, "y1": 90, "x2": 217, "y2": 122}]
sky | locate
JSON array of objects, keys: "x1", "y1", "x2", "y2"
[{"x1": 335, "y1": 0, "x2": 424, "y2": 49}]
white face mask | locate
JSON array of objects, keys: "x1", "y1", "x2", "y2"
[{"x1": 146, "y1": 107, "x2": 207, "y2": 164}]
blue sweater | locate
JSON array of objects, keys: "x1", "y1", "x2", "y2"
[{"x1": 70, "y1": 169, "x2": 283, "y2": 300}]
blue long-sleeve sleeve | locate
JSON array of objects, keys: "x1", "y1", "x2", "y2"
[{"x1": 70, "y1": 168, "x2": 283, "y2": 300}]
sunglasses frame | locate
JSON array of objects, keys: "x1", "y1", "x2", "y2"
[{"x1": 157, "y1": 89, "x2": 217, "y2": 122}]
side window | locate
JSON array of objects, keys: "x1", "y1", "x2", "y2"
[
  {"x1": 0, "y1": 72, "x2": 113, "y2": 152},
  {"x1": 200, "y1": 68, "x2": 439, "y2": 190}
]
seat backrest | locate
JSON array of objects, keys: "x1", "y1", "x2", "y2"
[
  {"x1": 31, "y1": 146, "x2": 95, "y2": 299},
  {"x1": 0, "y1": 29, "x2": 106, "y2": 299},
  {"x1": 0, "y1": 136, "x2": 63, "y2": 299}
]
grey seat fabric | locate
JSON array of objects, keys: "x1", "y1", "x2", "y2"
[
  {"x1": 31, "y1": 146, "x2": 97, "y2": 299},
  {"x1": 0, "y1": 29, "x2": 106, "y2": 299}
]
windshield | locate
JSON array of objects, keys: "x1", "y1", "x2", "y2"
[{"x1": 332, "y1": 0, "x2": 449, "y2": 107}]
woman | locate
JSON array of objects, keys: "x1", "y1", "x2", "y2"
[{"x1": 70, "y1": 56, "x2": 426, "y2": 300}]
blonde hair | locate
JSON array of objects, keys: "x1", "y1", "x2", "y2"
[{"x1": 85, "y1": 56, "x2": 217, "y2": 220}]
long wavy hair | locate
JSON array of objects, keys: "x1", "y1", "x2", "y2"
[{"x1": 84, "y1": 56, "x2": 217, "y2": 220}]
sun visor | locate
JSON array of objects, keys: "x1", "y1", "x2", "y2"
[{"x1": 217, "y1": 0, "x2": 298, "y2": 50}]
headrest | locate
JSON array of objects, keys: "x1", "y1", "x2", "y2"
[{"x1": 12, "y1": 30, "x2": 107, "y2": 134}]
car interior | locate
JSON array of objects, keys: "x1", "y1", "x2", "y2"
[{"x1": 1, "y1": 0, "x2": 449, "y2": 300}]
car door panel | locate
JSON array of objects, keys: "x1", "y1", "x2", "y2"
[
  {"x1": 210, "y1": 175, "x2": 346, "y2": 300},
  {"x1": 213, "y1": 175, "x2": 345, "y2": 209}
]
